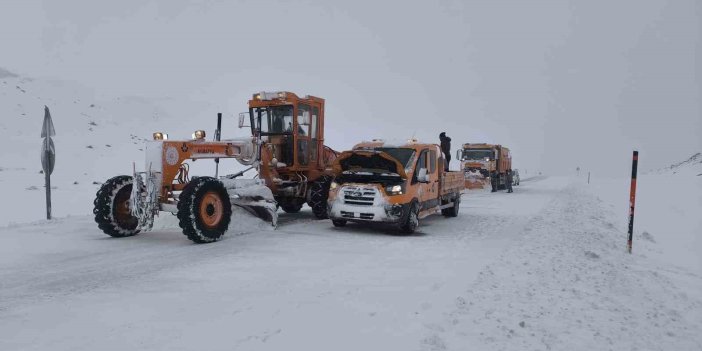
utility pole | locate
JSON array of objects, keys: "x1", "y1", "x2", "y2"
[{"x1": 41, "y1": 106, "x2": 56, "y2": 220}]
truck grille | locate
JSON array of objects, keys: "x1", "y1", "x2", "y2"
[
  {"x1": 340, "y1": 211, "x2": 375, "y2": 220},
  {"x1": 342, "y1": 186, "x2": 376, "y2": 206}
]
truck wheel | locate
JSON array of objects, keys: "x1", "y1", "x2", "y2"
[
  {"x1": 398, "y1": 201, "x2": 419, "y2": 235},
  {"x1": 442, "y1": 196, "x2": 460, "y2": 217},
  {"x1": 497, "y1": 175, "x2": 507, "y2": 190},
  {"x1": 308, "y1": 175, "x2": 332, "y2": 219},
  {"x1": 177, "y1": 177, "x2": 232, "y2": 244},
  {"x1": 93, "y1": 175, "x2": 141, "y2": 238},
  {"x1": 332, "y1": 219, "x2": 347, "y2": 227},
  {"x1": 280, "y1": 200, "x2": 303, "y2": 213}
]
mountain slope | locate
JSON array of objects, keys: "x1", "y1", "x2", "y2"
[{"x1": 0, "y1": 68, "x2": 246, "y2": 225}]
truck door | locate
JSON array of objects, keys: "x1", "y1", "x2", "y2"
[
  {"x1": 427, "y1": 147, "x2": 440, "y2": 205},
  {"x1": 414, "y1": 148, "x2": 438, "y2": 211}
]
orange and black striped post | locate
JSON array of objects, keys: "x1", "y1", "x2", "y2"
[{"x1": 627, "y1": 151, "x2": 639, "y2": 253}]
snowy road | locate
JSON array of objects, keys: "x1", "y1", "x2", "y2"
[{"x1": 1, "y1": 176, "x2": 700, "y2": 350}]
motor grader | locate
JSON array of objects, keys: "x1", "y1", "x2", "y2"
[{"x1": 93, "y1": 91, "x2": 338, "y2": 243}]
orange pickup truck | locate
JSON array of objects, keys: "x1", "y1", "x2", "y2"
[{"x1": 327, "y1": 140, "x2": 464, "y2": 234}]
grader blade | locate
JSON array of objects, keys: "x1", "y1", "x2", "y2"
[{"x1": 221, "y1": 179, "x2": 278, "y2": 227}]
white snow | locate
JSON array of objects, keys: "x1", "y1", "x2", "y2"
[{"x1": 1, "y1": 174, "x2": 700, "y2": 350}]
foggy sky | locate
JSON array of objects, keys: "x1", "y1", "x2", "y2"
[{"x1": 1, "y1": 0, "x2": 699, "y2": 175}]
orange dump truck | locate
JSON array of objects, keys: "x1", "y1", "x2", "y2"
[
  {"x1": 458, "y1": 143, "x2": 512, "y2": 192},
  {"x1": 327, "y1": 140, "x2": 464, "y2": 234}
]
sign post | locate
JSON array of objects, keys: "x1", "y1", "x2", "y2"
[
  {"x1": 627, "y1": 151, "x2": 638, "y2": 254},
  {"x1": 41, "y1": 106, "x2": 56, "y2": 220}
]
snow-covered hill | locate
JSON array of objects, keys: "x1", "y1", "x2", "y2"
[
  {"x1": 646, "y1": 152, "x2": 702, "y2": 176},
  {"x1": 0, "y1": 68, "x2": 250, "y2": 226}
]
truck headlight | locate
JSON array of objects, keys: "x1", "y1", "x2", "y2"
[
  {"x1": 330, "y1": 181, "x2": 338, "y2": 190},
  {"x1": 385, "y1": 184, "x2": 404, "y2": 195}
]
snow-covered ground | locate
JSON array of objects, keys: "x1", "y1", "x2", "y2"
[{"x1": 1, "y1": 173, "x2": 700, "y2": 350}]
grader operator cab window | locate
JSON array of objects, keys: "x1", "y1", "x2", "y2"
[
  {"x1": 462, "y1": 149, "x2": 494, "y2": 161},
  {"x1": 252, "y1": 105, "x2": 294, "y2": 135},
  {"x1": 297, "y1": 104, "x2": 311, "y2": 165},
  {"x1": 310, "y1": 107, "x2": 319, "y2": 162}
]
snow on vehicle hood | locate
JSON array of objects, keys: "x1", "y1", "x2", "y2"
[{"x1": 333, "y1": 150, "x2": 408, "y2": 178}]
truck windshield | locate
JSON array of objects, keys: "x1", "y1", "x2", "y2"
[
  {"x1": 372, "y1": 148, "x2": 415, "y2": 168},
  {"x1": 252, "y1": 105, "x2": 294, "y2": 135},
  {"x1": 463, "y1": 149, "x2": 494, "y2": 160}
]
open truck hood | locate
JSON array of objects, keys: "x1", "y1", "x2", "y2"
[{"x1": 333, "y1": 150, "x2": 408, "y2": 178}]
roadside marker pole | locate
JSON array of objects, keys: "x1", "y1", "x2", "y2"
[
  {"x1": 627, "y1": 151, "x2": 638, "y2": 254},
  {"x1": 588, "y1": 172, "x2": 590, "y2": 184}
]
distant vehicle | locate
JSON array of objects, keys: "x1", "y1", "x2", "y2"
[
  {"x1": 457, "y1": 143, "x2": 512, "y2": 192},
  {"x1": 513, "y1": 169, "x2": 520, "y2": 185},
  {"x1": 327, "y1": 139, "x2": 464, "y2": 234}
]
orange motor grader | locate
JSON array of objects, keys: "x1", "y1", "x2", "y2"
[{"x1": 93, "y1": 91, "x2": 338, "y2": 243}]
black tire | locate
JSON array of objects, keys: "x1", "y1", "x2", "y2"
[
  {"x1": 332, "y1": 219, "x2": 347, "y2": 227},
  {"x1": 93, "y1": 175, "x2": 141, "y2": 238},
  {"x1": 398, "y1": 200, "x2": 419, "y2": 235},
  {"x1": 279, "y1": 199, "x2": 303, "y2": 213},
  {"x1": 177, "y1": 177, "x2": 232, "y2": 244},
  {"x1": 442, "y1": 196, "x2": 460, "y2": 217},
  {"x1": 308, "y1": 175, "x2": 332, "y2": 219}
]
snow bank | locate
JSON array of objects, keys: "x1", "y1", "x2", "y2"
[{"x1": 423, "y1": 183, "x2": 702, "y2": 350}]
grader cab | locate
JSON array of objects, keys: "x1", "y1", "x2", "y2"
[
  {"x1": 243, "y1": 92, "x2": 338, "y2": 216},
  {"x1": 93, "y1": 91, "x2": 338, "y2": 244}
]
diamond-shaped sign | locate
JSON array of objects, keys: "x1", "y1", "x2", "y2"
[{"x1": 41, "y1": 106, "x2": 55, "y2": 137}]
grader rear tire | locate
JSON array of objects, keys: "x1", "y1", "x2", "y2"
[
  {"x1": 177, "y1": 177, "x2": 232, "y2": 244},
  {"x1": 308, "y1": 175, "x2": 332, "y2": 219},
  {"x1": 93, "y1": 175, "x2": 141, "y2": 238}
]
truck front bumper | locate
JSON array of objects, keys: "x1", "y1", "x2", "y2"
[{"x1": 328, "y1": 198, "x2": 406, "y2": 224}]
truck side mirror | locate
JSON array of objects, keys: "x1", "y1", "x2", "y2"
[
  {"x1": 417, "y1": 168, "x2": 429, "y2": 183},
  {"x1": 456, "y1": 150, "x2": 462, "y2": 160}
]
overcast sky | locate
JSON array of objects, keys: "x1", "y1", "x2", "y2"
[{"x1": 1, "y1": 0, "x2": 699, "y2": 175}]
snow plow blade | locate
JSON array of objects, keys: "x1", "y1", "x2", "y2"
[
  {"x1": 222, "y1": 179, "x2": 278, "y2": 228},
  {"x1": 464, "y1": 172, "x2": 487, "y2": 190}
]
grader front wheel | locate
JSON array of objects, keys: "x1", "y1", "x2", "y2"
[
  {"x1": 93, "y1": 175, "x2": 141, "y2": 238},
  {"x1": 177, "y1": 177, "x2": 232, "y2": 243}
]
